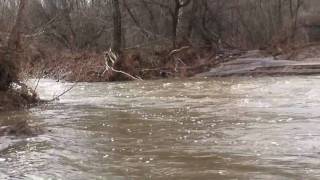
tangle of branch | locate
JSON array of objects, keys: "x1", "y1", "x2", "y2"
[{"x1": 102, "y1": 48, "x2": 143, "y2": 81}]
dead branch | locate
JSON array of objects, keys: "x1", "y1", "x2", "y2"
[
  {"x1": 169, "y1": 46, "x2": 190, "y2": 56},
  {"x1": 102, "y1": 49, "x2": 143, "y2": 81},
  {"x1": 33, "y1": 78, "x2": 41, "y2": 92},
  {"x1": 49, "y1": 82, "x2": 78, "y2": 102}
]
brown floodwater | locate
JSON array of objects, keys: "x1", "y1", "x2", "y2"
[{"x1": 1, "y1": 76, "x2": 320, "y2": 179}]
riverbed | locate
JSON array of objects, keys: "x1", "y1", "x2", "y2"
[{"x1": 1, "y1": 76, "x2": 320, "y2": 179}]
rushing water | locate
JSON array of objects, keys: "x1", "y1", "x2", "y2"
[{"x1": 1, "y1": 76, "x2": 320, "y2": 179}]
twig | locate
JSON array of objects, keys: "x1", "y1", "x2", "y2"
[
  {"x1": 25, "y1": 14, "x2": 62, "y2": 38},
  {"x1": 176, "y1": 57, "x2": 186, "y2": 66},
  {"x1": 49, "y1": 82, "x2": 77, "y2": 102},
  {"x1": 111, "y1": 67, "x2": 143, "y2": 80},
  {"x1": 33, "y1": 78, "x2": 41, "y2": 92},
  {"x1": 139, "y1": 67, "x2": 166, "y2": 72},
  {"x1": 33, "y1": 69, "x2": 45, "y2": 92},
  {"x1": 0, "y1": 14, "x2": 61, "y2": 39},
  {"x1": 169, "y1": 46, "x2": 190, "y2": 56},
  {"x1": 174, "y1": 58, "x2": 187, "y2": 72},
  {"x1": 169, "y1": 46, "x2": 189, "y2": 72}
]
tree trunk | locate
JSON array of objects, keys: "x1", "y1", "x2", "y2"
[
  {"x1": 7, "y1": 0, "x2": 27, "y2": 51},
  {"x1": 61, "y1": 0, "x2": 77, "y2": 51},
  {"x1": 0, "y1": 0, "x2": 27, "y2": 91},
  {"x1": 172, "y1": 0, "x2": 180, "y2": 48},
  {"x1": 112, "y1": 0, "x2": 122, "y2": 54},
  {"x1": 172, "y1": 0, "x2": 191, "y2": 48},
  {"x1": 187, "y1": 0, "x2": 198, "y2": 39}
]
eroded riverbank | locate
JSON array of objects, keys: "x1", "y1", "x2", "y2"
[{"x1": 1, "y1": 77, "x2": 320, "y2": 179}]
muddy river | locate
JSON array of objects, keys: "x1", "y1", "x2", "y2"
[{"x1": 1, "y1": 76, "x2": 320, "y2": 179}]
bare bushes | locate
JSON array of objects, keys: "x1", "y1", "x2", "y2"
[
  {"x1": 21, "y1": 44, "x2": 224, "y2": 82},
  {"x1": 22, "y1": 49, "x2": 144, "y2": 82}
]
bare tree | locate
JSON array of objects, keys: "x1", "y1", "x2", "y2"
[
  {"x1": 7, "y1": 0, "x2": 27, "y2": 51},
  {"x1": 112, "y1": 0, "x2": 122, "y2": 54},
  {"x1": 0, "y1": 0, "x2": 315, "y2": 55},
  {"x1": 172, "y1": 0, "x2": 191, "y2": 47},
  {"x1": 0, "y1": 0, "x2": 27, "y2": 90}
]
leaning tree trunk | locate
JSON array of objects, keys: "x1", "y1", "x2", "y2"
[
  {"x1": 0, "y1": 0, "x2": 27, "y2": 91},
  {"x1": 111, "y1": 0, "x2": 122, "y2": 54}
]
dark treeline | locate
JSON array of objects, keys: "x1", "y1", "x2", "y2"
[{"x1": 0, "y1": 0, "x2": 316, "y2": 53}]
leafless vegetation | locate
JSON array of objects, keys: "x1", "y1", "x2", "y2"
[
  {"x1": 0, "y1": 0, "x2": 319, "y2": 84},
  {"x1": 1, "y1": 0, "x2": 316, "y2": 51}
]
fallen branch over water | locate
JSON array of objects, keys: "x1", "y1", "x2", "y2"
[
  {"x1": 109, "y1": 67, "x2": 143, "y2": 80},
  {"x1": 49, "y1": 82, "x2": 78, "y2": 101}
]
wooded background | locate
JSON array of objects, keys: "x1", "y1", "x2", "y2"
[{"x1": 0, "y1": 0, "x2": 317, "y2": 52}]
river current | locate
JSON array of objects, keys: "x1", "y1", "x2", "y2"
[{"x1": 1, "y1": 76, "x2": 320, "y2": 179}]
